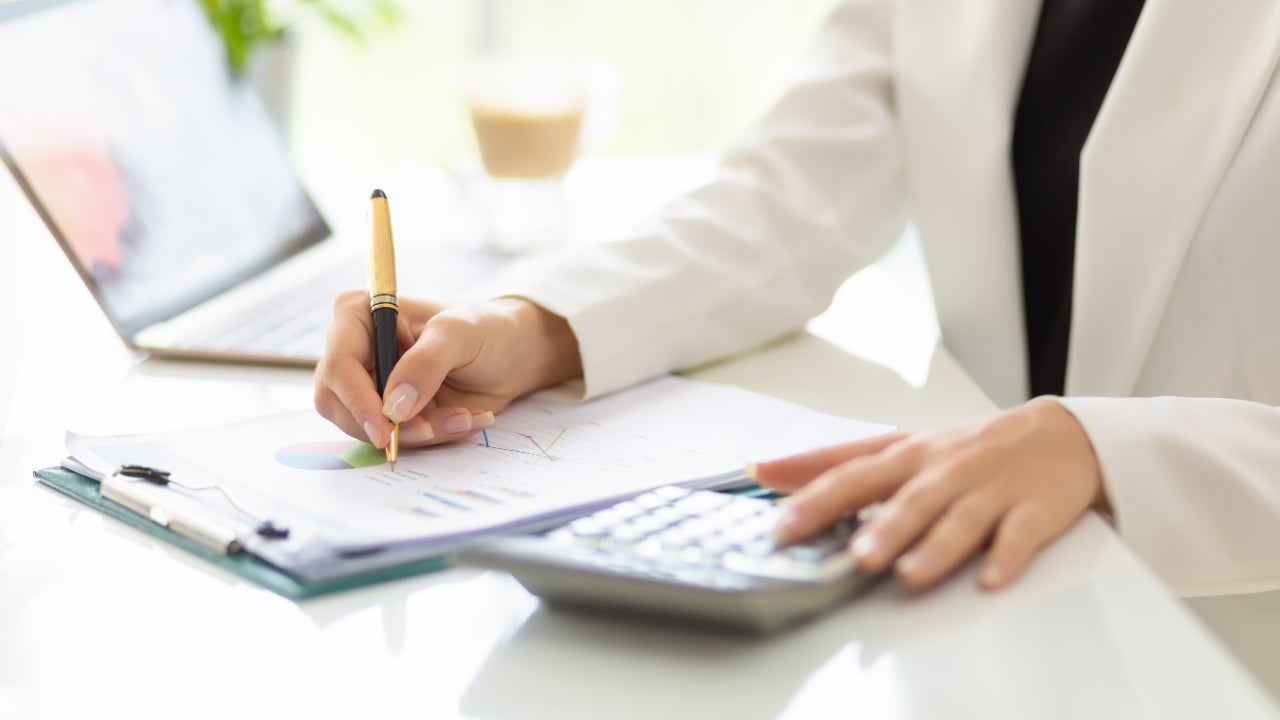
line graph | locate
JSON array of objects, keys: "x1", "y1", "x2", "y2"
[
  {"x1": 467, "y1": 412, "x2": 659, "y2": 469},
  {"x1": 381, "y1": 382, "x2": 743, "y2": 521},
  {"x1": 479, "y1": 426, "x2": 569, "y2": 461}
]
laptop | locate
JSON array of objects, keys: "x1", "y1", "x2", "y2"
[{"x1": 0, "y1": 0, "x2": 505, "y2": 366}]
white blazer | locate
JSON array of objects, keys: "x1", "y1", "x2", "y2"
[{"x1": 505, "y1": 0, "x2": 1280, "y2": 594}]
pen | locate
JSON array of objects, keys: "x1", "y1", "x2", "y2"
[{"x1": 368, "y1": 188, "x2": 400, "y2": 470}]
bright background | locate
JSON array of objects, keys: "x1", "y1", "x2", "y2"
[{"x1": 286, "y1": 0, "x2": 842, "y2": 172}]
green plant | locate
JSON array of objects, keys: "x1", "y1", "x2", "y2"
[{"x1": 199, "y1": 0, "x2": 401, "y2": 75}]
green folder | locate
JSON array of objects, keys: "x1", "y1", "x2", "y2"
[{"x1": 34, "y1": 466, "x2": 451, "y2": 599}]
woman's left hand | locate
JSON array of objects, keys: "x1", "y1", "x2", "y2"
[{"x1": 751, "y1": 398, "x2": 1108, "y2": 591}]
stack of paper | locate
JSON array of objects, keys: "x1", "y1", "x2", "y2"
[{"x1": 63, "y1": 376, "x2": 891, "y2": 581}]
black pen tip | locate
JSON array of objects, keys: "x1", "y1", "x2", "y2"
[{"x1": 371, "y1": 188, "x2": 387, "y2": 199}]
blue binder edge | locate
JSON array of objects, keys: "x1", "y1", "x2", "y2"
[{"x1": 33, "y1": 466, "x2": 450, "y2": 599}]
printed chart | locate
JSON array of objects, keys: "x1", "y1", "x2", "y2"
[
  {"x1": 276, "y1": 441, "x2": 386, "y2": 470},
  {"x1": 464, "y1": 405, "x2": 659, "y2": 469},
  {"x1": 398, "y1": 464, "x2": 539, "y2": 519},
  {"x1": 400, "y1": 405, "x2": 671, "y2": 519},
  {"x1": 66, "y1": 375, "x2": 892, "y2": 547},
  {"x1": 477, "y1": 427, "x2": 568, "y2": 461}
]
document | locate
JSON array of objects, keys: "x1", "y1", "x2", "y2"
[{"x1": 64, "y1": 376, "x2": 891, "y2": 572}]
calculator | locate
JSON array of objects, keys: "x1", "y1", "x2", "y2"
[{"x1": 457, "y1": 485, "x2": 876, "y2": 633}]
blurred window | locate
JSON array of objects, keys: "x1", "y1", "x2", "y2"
[{"x1": 291, "y1": 0, "x2": 841, "y2": 170}]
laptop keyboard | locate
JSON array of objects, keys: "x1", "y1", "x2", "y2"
[
  {"x1": 190, "y1": 246, "x2": 509, "y2": 362},
  {"x1": 200, "y1": 281, "x2": 336, "y2": 359}
]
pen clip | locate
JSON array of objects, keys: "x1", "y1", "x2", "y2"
[
  {"x1": 105, "y1": 465, "x2": 294, "y2": 554},
  {"x1": 104, "y1": 467, "x2": 244, "y2": 554},
  {"x1": 115, "y1": 465, "x2": 291, "y2": 541},
  {"x1": 117, "y1": 464, "x2": 171, "y2": 484}
]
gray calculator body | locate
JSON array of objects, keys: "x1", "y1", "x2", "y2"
[{"x1": 457, "y1": 486, "x2": 876, "y2": 633}]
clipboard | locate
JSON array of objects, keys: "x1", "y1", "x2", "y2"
[
  {"x1": 35, "y1": 377, "x2": 894, "y2": 600},
  {"x1": 33, "y1": 466, "x2": 451, "y2": 599}
]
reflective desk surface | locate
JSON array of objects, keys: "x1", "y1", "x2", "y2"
[{"x1": 1, "y1": 158, "x2": 1277, "y2": 719}]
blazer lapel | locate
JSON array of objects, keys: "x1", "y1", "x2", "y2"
[
  {"x1": 1068, "y1": 0, "x2": 1280, "y2": 396},
  {"x1": 898, "y1": 0, "x2": 1042, "y2": 408}
]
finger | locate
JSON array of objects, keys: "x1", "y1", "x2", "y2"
[
  {"x1": 381, "y1": 314, "x2": 483, "y2": 424},
  {"x1": 316, "y1": 357, "x2": 393, "y2": 448},
  {"x1": 978, "y1": 501, "x2": 1072, "y2": 590},
  {"x1": 750, "y1": 432, "x2": 906, "y2": 492},
  {"x1": 849, "y1": 459, "x2": 984, "y2": 575},
  {"x1": 315, "y1": 291, "x2": 391, "y2": 447},
  {"x1": 396, "y1": 312, "x2": 417, "y2": 353},
  {"x1": 891, "y1": 487, "x2": 1009, "y2": 590},
  {"x1": 773, "y1": 447, "x2": 917, "y2": 544},
  {"x1": 403, "y1": 407, "x2": 497, "y2": 446},
  {"x1": 314, "y1": 386, "x2": 376, "y2": 443},
  {"x1": 395, "y1": 418, "x2": 436, "y2": 446},
  {"x1": 322, "y1": 289, "x2": 376, "y2": 366}
]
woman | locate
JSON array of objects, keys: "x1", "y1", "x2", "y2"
[{"x1": 316, "y1": 0, "x2": 1280, "y2": 594}]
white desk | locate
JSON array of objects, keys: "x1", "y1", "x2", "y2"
[{"x1": 1, "y1": 161, "x2": 1277, "y2": 719}]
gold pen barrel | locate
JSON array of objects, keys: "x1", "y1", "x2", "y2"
[
  {"x1": 368, "y1": 192, "x2": 398, "y2": 310},
  {"x1": 368, "y1": 189, "x2": 402, "y2": 469}
]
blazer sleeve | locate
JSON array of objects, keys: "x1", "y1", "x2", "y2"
[
  {"x1": 498, "y1": 0, "x2": 907, "y2": 399},
  {"x1": 1057, "y1": 396, "x2": 1280, "y2": 594}
]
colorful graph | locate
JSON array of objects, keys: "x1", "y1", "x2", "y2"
[
  {"x1": 465, "y1": 412, "x2": 658, "y2": 470},
  {"x1": 478, "y1": 426, "x2": 569, "y2": 461},
  {"x1": 276, "y1": 440, "x2": 386, "y2": 470},
  {"x1": 410, "y1": 482, "x2": 539, "y2": 518}
]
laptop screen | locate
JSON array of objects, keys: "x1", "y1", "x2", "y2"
[{"x1": 0, "y1": 0, "x2": 329, "y2": 336}]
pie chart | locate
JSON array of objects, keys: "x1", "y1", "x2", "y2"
[{"x1": 275, "y1": 441, "x2": 387, "y2": 470}]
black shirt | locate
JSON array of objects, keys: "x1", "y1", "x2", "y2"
[{"x1": 1012, "y1": 0, "x2": 1146, "y2": 397}]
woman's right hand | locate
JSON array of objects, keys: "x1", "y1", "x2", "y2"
[{"x1": 314, "y1": 292, "x2": 582, "y2": 450}]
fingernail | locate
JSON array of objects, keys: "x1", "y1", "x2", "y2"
[
  {"x1": 399, "y1": 422, "x2": 435, "y2": 444},
  {"x1": 895, "y1": 552, "x2": 925, "y2": 579},
  {"x1": 744, "y1": 464, "x2": 759, "y2": 482},
  {"x1": 383, "y1": 384, "x2": 419, "y2": 423},
  {"x1": 851, "y1": 533, "x2": 877, "y2": 562},
  {"x1": 472, "y1": 410, "x2": 496, "y2": 429},
  {"x1": 773, "y1": 510, "x2": 802, "y2": 542},
  {"x1": 363, "y1": 421, "x2": 384, "y2": 448},
  {"x1": 981, "y1": 561, "x2": 1007, "y2": 588},
  {"x1": 442, "y1": 413, "x2": 472, "y2": 435}
]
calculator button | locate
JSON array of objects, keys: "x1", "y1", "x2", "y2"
[
  {"x1": 567, "y1": 518, "x2": 608, "y2": 538},
  {"x1": 658, "y1": 527, "x2": 693, "y2": 548},
  {"x1": 783, "y1": 545, "x2": 833, "y2": 563},
  {"x1": 740, "y1": 539, "x2": 776, "y2": 557},
  {"x1": 699, "y1": 535, "x2": 732, "y2": 557},
  {"x1": 672, "y1": 492, "x2": 733, "y2": 516},
  {"x1": 608, "y1": 523, "x2": 646, "y2": 544},
  {"x1": 631, "y1": 513, "x2": 670, "y2": 535},
  {"x1": 679, "y1": 546, "x2": 710, "y2": 566},
  {"x1": 611, "y1": 501, "x2": 646, "y2": 521},
  {"x1": 678, "y1": 518, "x2": 718, "y2": 539},
  {"x1": 632, "y1": 538, "x2": 664, "y2": 559},
  {"x1": 634, "y1": 492, "x2": 670, "y2": 510},
  {"x1": 742, "y1": 513, "x2": 781, "y2": 538},
  {"x1": 652, "y1": 486, "x2": 691, "y2": 501},
  {"x1": 651, "y1": 506, "x2": 683, "y2": 526},
  {"x1": 723, "y1": 523, "x2": 763, "y2": 545},
  {"x1": 718, "y1": 500, "x2": 764, "y2": 522},
  {"x1": 720, "y1": 552, "x2": 768, "y2": 576},
  {"x1": 590, "y1": 509, "x2": 623, "y2": 526}
]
